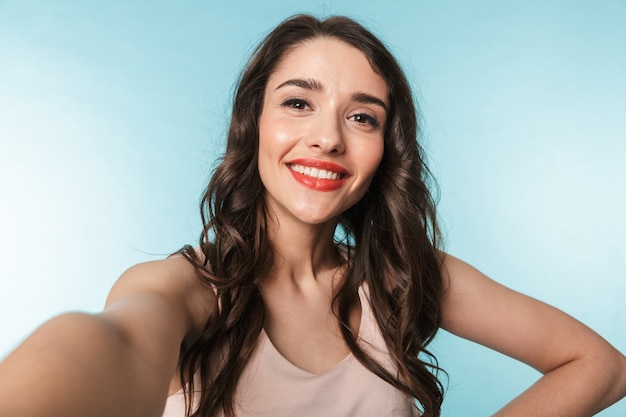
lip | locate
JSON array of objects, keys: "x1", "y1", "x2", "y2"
[
  {"x1": 287, "y1": 158, "x2": 349, "y2": 174},
  {"x1": 286, "y1": 158, "x2": 350, "y2": 192}
]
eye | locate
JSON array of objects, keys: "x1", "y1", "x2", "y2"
[
  {"x1": 281, "y1": 97, "x2": 309, "y2": 110},
  {"x1": 348, "y1": 113, "x2": 381, "y2": 129}
]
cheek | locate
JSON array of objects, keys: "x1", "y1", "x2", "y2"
[
  {"x1": 257, "y1": 139, "x2": 275, "y2": 190},
  {"x1": 257, "y1": 117, "x2": 273, "y2": 183},
  {"x1": 257, "y1": 117, "x2": 293, "y2": 187},
  {"x1": 362, "y1": 141, "x2": 385, "y2": 176},
  {"x1": 257, "y1": 116, "x2": 280, "y2": 164},
  {"x1": 351, "y1": 140, "x2": 384, "y2": 202},
  {"x1": 258, "y1": 115, "x2": 293, "y2": 150}
]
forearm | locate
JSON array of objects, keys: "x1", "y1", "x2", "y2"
[
  {"x1": 0, "y1": 313, "x2": 170, "y2": 417},
  {"x1": 493, "y1": 352, "x2": 626, "y2": 417}
]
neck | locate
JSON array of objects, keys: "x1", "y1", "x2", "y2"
[{"x1": 262, "y1": 213, "x2": 344, "y2": 288}]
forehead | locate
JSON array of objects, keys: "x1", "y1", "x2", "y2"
[{"x1": 267, "y1": 37, "x2": 388, "y2": 99}]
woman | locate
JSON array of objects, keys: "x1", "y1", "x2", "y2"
[{"x1": 0, "y1": 14, "x2": 625, "y2": 417}]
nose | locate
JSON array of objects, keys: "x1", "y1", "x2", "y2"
[{"x1": 305, "y1": 112, "x2": 345, "y2": 154}]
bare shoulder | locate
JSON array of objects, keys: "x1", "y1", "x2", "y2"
[
  {"x1": 97, "y1": 254, "x2": 218, "y2": 393},
  {"x1": 105, "y1": 255, "x2": 216, "y2": 337}
]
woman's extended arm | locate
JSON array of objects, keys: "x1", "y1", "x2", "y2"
[
  {"x1": 440, "y1": 254, "x2": 626, "y2": 416},
  {"x1": 0, "y1": 256, "x2": 214, "y2": 417}
]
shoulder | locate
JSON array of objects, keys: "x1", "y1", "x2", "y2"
[{"x1": 105, "y1": 254, "x2": 216, "y2": 339}]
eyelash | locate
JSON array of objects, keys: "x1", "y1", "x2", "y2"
[
  {"x1": 281, "y1": 97, "x2": 309, "y2": 110},
  {"x1": 349, "y1": 113, "x2": 380, "y2": 129},
  {"x1": 280, "y1": 97, "x2": 381, "y2": 129}
]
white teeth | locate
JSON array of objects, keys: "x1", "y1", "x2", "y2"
[{"x1": 289, "y1": 164, "x2": 341, "y2": 180}]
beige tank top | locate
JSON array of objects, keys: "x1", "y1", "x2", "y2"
[{"x1": 162, "y1": 284, "x2": 420, "y2": 417}]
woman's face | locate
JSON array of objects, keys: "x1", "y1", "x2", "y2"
[{"x1": 258, "y1": 37, "x2": 388, "y2": 227}]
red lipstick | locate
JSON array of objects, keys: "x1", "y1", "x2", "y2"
[{"x1": 287, "y1": 158, "x2": 349, "y2": 192}]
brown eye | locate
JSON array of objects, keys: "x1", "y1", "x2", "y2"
[
  {"x1": 282, "y1": 98, "x2": 309, "y2": 110},
  {"x1": 349, "y1": 113, "x2": 380, "y2": 128}
]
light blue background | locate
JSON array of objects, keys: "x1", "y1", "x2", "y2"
[{"x1": 1, "y1": 1, "x2": 624, "y2": 415}]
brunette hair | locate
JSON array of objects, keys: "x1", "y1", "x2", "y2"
[{"x1": 177, "y1": 14, "x2": 445, "y2": 417}]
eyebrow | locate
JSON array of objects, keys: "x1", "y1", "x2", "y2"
[
  {"x1": 275, "y1": 78, "x2": 388, "y2": 113},
  {"x1": 352, "y1": 92, "x2": 388, "y2": 113},
  {"x1": 275, "y1": 78, "x2": 324, "y2": 91}
]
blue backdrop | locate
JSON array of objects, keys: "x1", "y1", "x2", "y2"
[{"x1": 1, "y1": 1, "x2": 624, "y2": 415}]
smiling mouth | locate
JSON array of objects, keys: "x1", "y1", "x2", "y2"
[{"x1": 288, "y1": 163, "x2": 346, "y2": 180}]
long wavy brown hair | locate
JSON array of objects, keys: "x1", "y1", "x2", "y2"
[{"x1": 176, "y1": 14, "x2": 445, "y2": 417}]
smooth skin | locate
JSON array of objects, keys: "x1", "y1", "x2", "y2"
[{"x1": 1, "y1": 38, "x2": 625, "y2": 417}]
